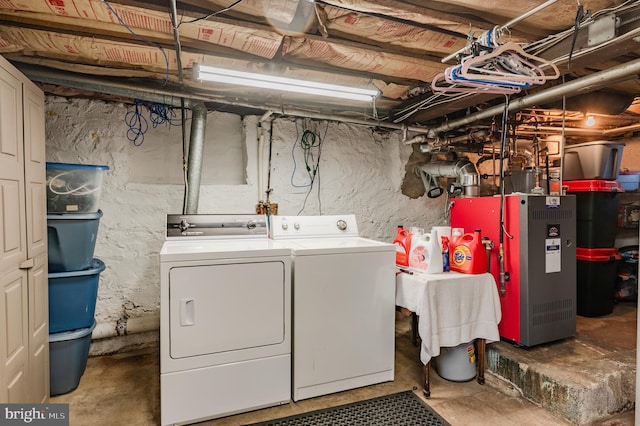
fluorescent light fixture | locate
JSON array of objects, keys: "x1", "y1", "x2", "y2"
[{"x1": 194, "y1": 64, "x2": 379, "y2": 102}]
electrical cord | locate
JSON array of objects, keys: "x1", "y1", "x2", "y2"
[
  {"x1": 101, "y1": 0, "x2": 169, "y2": 86},
  {"x1": 290, "y1": 124, "x2": 322, "y2": 188},
  {"x1": 125, "y1": 101, "x2": 148, "y2": 146},
  {"x1": 181, "y1": 0, "x2": 245, "y2": 25},
  {"x1": 290, "y1": 120, "x2": 328, "y2": 215},
  {"x1": 125, "y1": 100, "x2": 182, "y2": 146}
]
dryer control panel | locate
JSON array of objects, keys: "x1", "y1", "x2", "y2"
[{"x1": 166, "y1": 214, "x2": 267, "y2": 238}]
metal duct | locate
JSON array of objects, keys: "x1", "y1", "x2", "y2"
[
  {"x1": 419, "y1": 158, "x2": 480, "y2": 197},
  {"x1": 184, "y1": 103, "x2": 207, "y2": 214}
]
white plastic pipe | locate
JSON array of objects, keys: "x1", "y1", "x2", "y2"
[
  {"x1": 257, "y1": 111, "x2": 273, "y2": 202},
  {"x1": 91, "y1": 315, "x2": 160, "y2": 340}
]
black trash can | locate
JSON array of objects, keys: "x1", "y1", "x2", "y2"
[
  {"x1": 576, "y1": 247, "x2": 621, "y2": 317},
  {"x1": 565, "y1": 180, "x2": 622, "y2": 248}
]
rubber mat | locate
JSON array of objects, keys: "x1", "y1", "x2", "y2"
[{"x1": 245, "y1": 390, "x2": 451, "y2": 426}]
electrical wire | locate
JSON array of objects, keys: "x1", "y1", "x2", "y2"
[
  {"x1": 289, "y1": 120, "x2": 328, "y2": 215},
  {"x1": 526, "y1": 0, "x2": 637, "y2": 56},
  {"x1": 125, "y1": 101, "x2": 148, "y2": 146},
  {"x1": 290, "y1": 123, "x2": 321, "y2": 188},
  {"x1": 124, "y1": 100, "x2": 182, "y2": 146},
  {"x1": 101, "y1": 0, "x2": 169, "y2": 86},
  {"x1": 181, "y1": 0, "x2": 245, "y2": 25}
]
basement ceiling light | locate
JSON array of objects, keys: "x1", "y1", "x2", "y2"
[{"x1": 194, "y1": 64, "x2": 379, "y2": 102}]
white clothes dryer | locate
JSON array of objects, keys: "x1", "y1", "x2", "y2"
[
  {"x1": 270, "y1": 214, "x2": 395, "y2": 401},
  {"x1": 160, "y1": 214, "x2": 290, "y2": 426}
]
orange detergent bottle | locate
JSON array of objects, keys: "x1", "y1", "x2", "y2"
[
  {"x1": 450, "y1": 229, "x2": 487, "y2": 274},
  {"x1": 393, "y1": 225, "x2": 412, "y2": 267}
]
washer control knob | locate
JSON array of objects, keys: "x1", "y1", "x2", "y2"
[
  {"x1": 247, "y1": 220, "x2": 257, "y2": 230},
  {"x1": 337, "y1": 219, "x2": 347, "y2": 231},
  {"x1": 282, "y1": 222, "x2": 289, "y2": 230},
  {"x1": 179, "y1": 219, "x2": 190, "y2": 232},
  {"x1": 294, "y1": 222, "x2": 300, "y2": 230}
]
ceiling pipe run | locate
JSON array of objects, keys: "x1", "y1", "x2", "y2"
[
  {"x1": 19, "y1": 65, "x2": 430, "y2": 133},
  {"x1": 517, "y1": 121, "x2": 640, "y2": 138},
  {"x1": 425, "y1": 57, "x2": 640, "y2": 137},
  {"x1": 20, "y1": 60, "x2": 640, "y2": 147}
]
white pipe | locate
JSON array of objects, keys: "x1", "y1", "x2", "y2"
[
  {"x1": 441, "y1": 0, "x2": 559, "y2": 63},
  {"x1": 257, "y1": 111, "x2": 273, "y2": 202},
  {"x1": 91, "y1": 315, "x2": 160, "y2": 340}
]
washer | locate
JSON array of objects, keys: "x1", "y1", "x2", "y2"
[
  {"x1": 160, "y1": 214, "x2": 291, "y2": 426},
  {"x1": 270, "y1": 214, "x2": 395, "y2": 401}
]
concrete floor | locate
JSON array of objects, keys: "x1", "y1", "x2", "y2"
[{"x1": 51, "y1": 305, "x2": 637, "y2": 426}]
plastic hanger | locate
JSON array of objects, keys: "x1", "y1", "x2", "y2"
[{"x1": 460, "y1": 42, "x2": 560, "y2": 83}]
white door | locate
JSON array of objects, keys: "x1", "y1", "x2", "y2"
[
  {"x1": 23, "y1": 81, "x2": 49, "y2": 403},
  {"x1": 0, "y1": 58, "x2": 48, "y2": 403},
  {"x1": 169, "y1": 261, "x2": 286, "y2": 359},
  {"x1": 0, "y1": 59, "x2": 29, "y2": 402}
]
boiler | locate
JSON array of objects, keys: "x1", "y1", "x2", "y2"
[{"x1": 450, "y1": 194, "x2": 576, "y2": 346}]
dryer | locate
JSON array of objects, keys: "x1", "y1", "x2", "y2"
[
  {"x1": 160, "y1": 214, "x2": 290, "y2": 426},
  {"x1": 270, "y1": 214, "x2": 395, "y2": 401}
]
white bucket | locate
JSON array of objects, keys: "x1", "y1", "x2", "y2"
[{"x1": 434, "y1": 341, "x2": 477, "y2": 382}]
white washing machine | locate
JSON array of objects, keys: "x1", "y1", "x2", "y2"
[
  {"x1": 270, "y1": 214, "x2": 396, "y2": 401},
  {"x1": 160, "y1": 214, "x2": 291, "y2": 426}
]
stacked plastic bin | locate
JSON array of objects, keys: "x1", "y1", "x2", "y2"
[
  {"x1": 46, "y1": 162, "x2": 108, "y2": 395},
  {"x1": 564, "y1": 141, "x2": 624, "y2": 317}
]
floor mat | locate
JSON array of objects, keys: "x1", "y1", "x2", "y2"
[{"x1": 245, "y1": 390, "x2": 451, "y2": 426}]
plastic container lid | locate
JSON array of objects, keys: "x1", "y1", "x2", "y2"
[
  {"x1": 576, "y1": 247, "x2": 622, "y2": 261},
  {"x1": 49, "y1": 321, "x2": 96, "y2": 342},
  {"x1": 48, "y1": 258, "x2": 105, "y2": 279},
  {"x1": 47, "y1": 210, "x2": 103, "y2": 221},
  {"x1": 46, "y1": 162, "x2": 109, "y2": 171},
  {"x1": 564, "y1": 179, "x2": 624, "y2": 192}
]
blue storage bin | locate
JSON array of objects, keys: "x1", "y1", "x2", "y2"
[
  {"x1": 47, "y1": 210, "x2": 102, "y2": 272},
  {"x1": 48, "y1": 258, "x2": 105, "y2": 333},
  {"x1": 49, "y1": 321, "x2": 96, "y2": 396},
  {"x1": 46, "y1": 162, "x2": 109, "y2": 214}
]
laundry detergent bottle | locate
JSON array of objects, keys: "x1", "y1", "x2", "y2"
[
  {"x1": 409, "y1": 229, "x2": 443, "y2": 273},
  {"x1": 450, "y1": 229, "x2": 487, "y2": 274},
  {"x1": 393, "y1": 225, "x2": 412, "y2": 267}
]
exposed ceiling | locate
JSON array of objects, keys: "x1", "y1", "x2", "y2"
[{"x1": 2, "y1": 0, "x2": 640, "y2": 142}]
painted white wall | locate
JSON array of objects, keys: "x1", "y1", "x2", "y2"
[
  {"x1": 45, "y1": 96, "x2": 446, "y2": 353},
  {"x1": 43, "y1": 97, "x2": 640, "y2": 355}
]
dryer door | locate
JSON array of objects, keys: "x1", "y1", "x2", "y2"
[{"x1": 169, "y1": 261, "x2": 286, "y2": 359}]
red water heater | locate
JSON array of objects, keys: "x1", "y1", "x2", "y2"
[{"x1": 450, "y1": 194, "x2": 577, "y2": 347}]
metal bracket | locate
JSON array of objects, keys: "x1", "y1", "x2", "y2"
[{"x1": 588, "y1": 14, "x2": 617, "y2": 47}]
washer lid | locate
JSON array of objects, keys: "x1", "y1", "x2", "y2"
[{"x1": 276, "y1": 236, "x2": 394, "y2": 255}]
